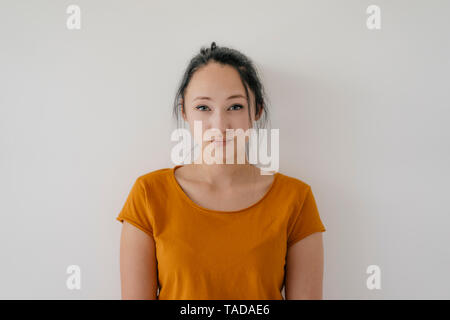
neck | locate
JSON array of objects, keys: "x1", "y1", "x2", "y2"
[{"x1": 189, "y1": 162, "x2": 258, "y2": 186}]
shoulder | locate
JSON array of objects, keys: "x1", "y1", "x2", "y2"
[
  {"x1": 276, "y1": 171, "x2": 310, "y2": 189},
  {"x1": 275, "y1": 171, "x2": 313, "y2": 201},
  {"x1": 134, "y1": 167, "x2": 173, "y2": 190}
]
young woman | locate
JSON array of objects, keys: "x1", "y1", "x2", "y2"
[{"x1": 116, "y1": 42, "x2": 326, "y2": 300}]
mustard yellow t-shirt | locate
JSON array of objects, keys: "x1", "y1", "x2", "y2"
[{"x1": 116, "y1": 165, "x2": 326, "y2": 300}]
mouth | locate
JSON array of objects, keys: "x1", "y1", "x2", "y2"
[{"x1": 210, "y1": 139, "x2": 233, "y2": 144}]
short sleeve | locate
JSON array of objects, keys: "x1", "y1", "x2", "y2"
[
  {"x1": 116, "y1": 177, "x2": 154, "y2": 237},
  {"x1": 287, "y1": 186, "x2": 326, "y2": 248}
]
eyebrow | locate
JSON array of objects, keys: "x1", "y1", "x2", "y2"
[{"x1": 192, "y1": 94, "x2": 246, "y2": 102}]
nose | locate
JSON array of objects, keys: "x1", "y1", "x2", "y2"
[{"x1": 207, "y1": 110, "x2": 232, "y2": 140}]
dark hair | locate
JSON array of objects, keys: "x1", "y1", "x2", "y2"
[{"x1": 172, "y1": 41, "x2": 270, "y2": 131}]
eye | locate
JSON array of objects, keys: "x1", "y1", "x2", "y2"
[
  {"x1": 229, "y1": 104, "x2": 244, "y2": 111},
  {"x1": 195, "y1": 105, "x2": 210, "y2": 111}
]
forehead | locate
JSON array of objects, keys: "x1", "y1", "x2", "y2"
[{"x1": 185, "y1": 62, "x2": 250, "y2": 101}]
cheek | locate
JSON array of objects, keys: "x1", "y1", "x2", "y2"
[
  {"x1": 187, "y1": 120, "x2": 209, "y2": 146},
  {"x1": 234, "y1": 115, "x2": 252, "y2": 131}
]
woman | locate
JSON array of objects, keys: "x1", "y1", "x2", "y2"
[{"x1": 116, "y1": 42, "x2": 326, "y2": 300}]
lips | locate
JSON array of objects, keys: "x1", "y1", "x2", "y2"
[
  {"x1": 209, "y1": 138, "x2": 233, "y2": 142},
  {"x1": 209, "y1": 139, "x2": 233, "y2": 146}
]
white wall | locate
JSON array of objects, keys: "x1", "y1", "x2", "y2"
[{"x1": 1, "y1": 0, "x2": 449, "y2": 299}]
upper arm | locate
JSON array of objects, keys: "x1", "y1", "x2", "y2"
[
  {"x1": 285, "y1": 231, "x2": 324, "y2": 300},
  {"x1": 119, "y1": 221, "x2": 158, "y2": 299}
]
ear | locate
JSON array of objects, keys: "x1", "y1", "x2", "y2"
[
  {"x1": 180, "y1": 99, "x2": 187, "y2": 121},
  {"x1": 255, "y1": 104, "x2": 263, "y2": 121}
]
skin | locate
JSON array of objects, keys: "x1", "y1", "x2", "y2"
[
  {"x1": 119, "y1": 61, "x2": 325, "y2": 299},
  {"x1": 119, "y1": 221, "x2": 158, "y2": 299}
]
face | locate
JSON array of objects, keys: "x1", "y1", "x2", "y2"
[{"x1": 181, "y1": 62, "x2": 262, "y2": 164}]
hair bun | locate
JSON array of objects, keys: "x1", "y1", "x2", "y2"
[{"x1": 211, "y1": 42, "x2": 217, "y2": 51}]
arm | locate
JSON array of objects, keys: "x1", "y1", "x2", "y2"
[
  {"x1": 284, "y1": 231, "x2": 324, "y2": 300},
  {"x1": 119, "y1": 221, "x2": 158, "y2": 299}
]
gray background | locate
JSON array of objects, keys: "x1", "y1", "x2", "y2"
[{"x1": 1, "y1": 0, "x2": 449, "y2": 299}]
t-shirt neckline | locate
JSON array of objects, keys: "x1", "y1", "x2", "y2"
[{"x1": 170, "y1": 164, "x2": 280, "y2": 215}]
